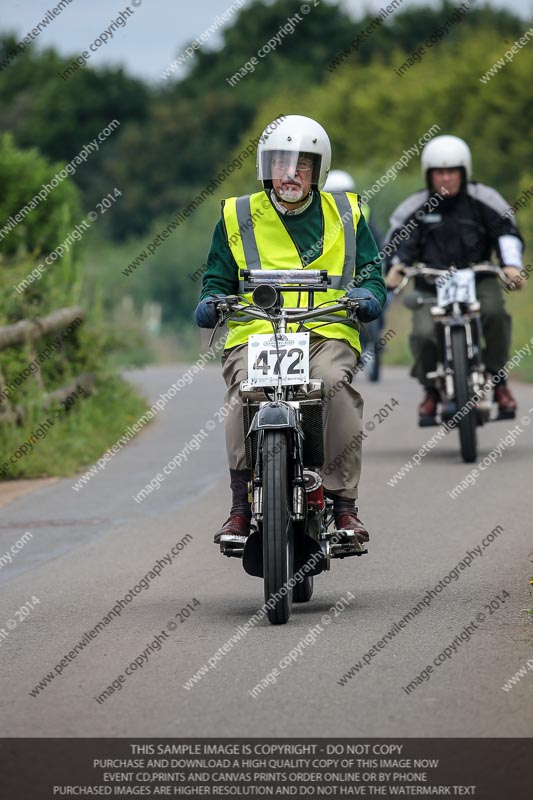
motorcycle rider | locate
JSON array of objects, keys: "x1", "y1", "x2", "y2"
[
  {"x1": 384, "y1": 134, "x2": 525, "y2": 423},
  {"x1": 195, "y1": 115, "x2": 386, "y2": 546}
]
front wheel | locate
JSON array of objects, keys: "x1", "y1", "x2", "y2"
[
  {"x1": 368, "y1": 345, "x2": 381, "y2": 382},
  {"x1": 262, "y1": 430, "x2": 293, "y2": 624},
  {"x1": 450, "y1": 326, "x2": 477, "y2": 463}
]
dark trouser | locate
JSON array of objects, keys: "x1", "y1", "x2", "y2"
[{"x1": 409, "y1": 277, "x2": 511, "y2": 387}]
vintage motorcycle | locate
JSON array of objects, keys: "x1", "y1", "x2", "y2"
[
  {"x1": 359, "y1": 315, "x2": 386, "y2": 382},
  {"x1": 395, "y1": 262, "x2": 512, "y2": 463},
  {"x1": 208, "y1": 269, "x2": 367, "y2": 625}
]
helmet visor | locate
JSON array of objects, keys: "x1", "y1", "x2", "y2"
[{"x1": 261, "y1": 150, "x2": 321, "y2": 185}]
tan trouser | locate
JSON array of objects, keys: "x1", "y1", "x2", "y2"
[{"x1": 221, "y1": 335, "x2": 364, "y2": 500}]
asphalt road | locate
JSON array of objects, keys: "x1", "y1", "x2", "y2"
[{"x1": 0, "y1": 362, "x2": 532, "y2": 737}]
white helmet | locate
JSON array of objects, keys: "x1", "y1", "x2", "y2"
[
  {"x1": 421, "y1": 135, "x2": 472, "y2": 180},
  {"x1": 323, "y1": 169, "x2": 356, "y2": 192},
  {"x1": 257, "y1": 114, "x2": 331, "y2": 190}
]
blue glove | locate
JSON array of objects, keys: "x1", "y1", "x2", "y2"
[
  {"x1": 346, "y1": 288, "x2": 382, "y2": 323},
  {"x1": 195, "y1": 295, "x2": 224, "y2": 328}
]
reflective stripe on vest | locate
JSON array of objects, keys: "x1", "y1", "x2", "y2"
[{"x1": 222, "y1": 190, "x2": 362, "y2": 352}]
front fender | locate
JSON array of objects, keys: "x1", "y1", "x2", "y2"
[{"x1": 250, "y1": 401, "x2": 299, "y2": 431}]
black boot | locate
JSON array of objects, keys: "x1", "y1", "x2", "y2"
[
  {"x1": 418, "y1": 387, "x2": 440, "y2": 426},
  {"x1": 229, "y1": 468, "x2": 252, "y2": 518},
  {"x1": 214, "y1": 469, "x2": 252, "y2": 544}
]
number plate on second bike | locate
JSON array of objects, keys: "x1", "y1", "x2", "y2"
[
  {"x1": 436, "y1": 268, "x2": 476, "y2": 306},
  {"x1": 248, "y1": 332, "x2": 310, "y2": 387}
]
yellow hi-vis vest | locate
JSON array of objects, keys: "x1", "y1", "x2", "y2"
[{"x1": 222, "y1": 190, "x2": 362, "y2": 353}]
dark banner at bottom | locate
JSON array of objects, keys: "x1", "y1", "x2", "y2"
[{"x1": 0, "y1": 739, "x2": 530, "y2": 799}]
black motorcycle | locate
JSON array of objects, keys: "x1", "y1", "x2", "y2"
[
  {"x1": 359, "y1": 316, "x2": 385, "y2": 382},
  {"x1": 209, "y1": 269, "x2": 367, "y2": 625}
]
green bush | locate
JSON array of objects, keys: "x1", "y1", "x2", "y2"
[{"x1": 0, "y1": 134, "x2": 148, "y2": 478}]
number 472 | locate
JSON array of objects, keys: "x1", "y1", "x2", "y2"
[{"x1": 253, "y1": 348, "x2": 304, "y2": 375}]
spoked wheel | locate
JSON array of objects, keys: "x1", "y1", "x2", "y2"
[
  {"x1": 293, "y1": 574, "x2": 313, "y2": 603},
  {"x1": 262, "y1": 430, "x2": 293, "y2": 624},
  {"x1": 450, "y1": 326, "x2": 477, "y2": 463},
  {"x1": 293, "y1": 497, "x2": 320, "y2": 603},
  {"x1": 368, "y1": 345, "x2": 380, "y2": 383},
  {"x1": 363, "y1": 320, "x2": 382, "y2": 383}
]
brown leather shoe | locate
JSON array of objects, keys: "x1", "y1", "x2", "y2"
[
  {"x1": 213, "y1": 514, "x2": 251, "y2": 544},
  {"x1": 334, "y1": 510, "x2": 369, "y2": 543},
  {"x1": 494, "y1": 385, "x2": 517, "y2": 419},
  {"x1": 418, "y1": 388, "x2": 439, "y2": 422}
]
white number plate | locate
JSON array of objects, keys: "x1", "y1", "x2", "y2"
[
  {"x1": 436, "y1": 269, "x2": 476, "y2": 306},
  {"x1": 248, "y1": 332, "x2": 310, "y2": 387}
]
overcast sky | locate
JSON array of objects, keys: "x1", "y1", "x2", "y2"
[{"x1": 2, "y1": 0, "x2": 532, "y2": 83}]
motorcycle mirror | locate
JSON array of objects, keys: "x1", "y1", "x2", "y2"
[{"x1": 253, "y1": 283, "x2": 279, "y2": 310}]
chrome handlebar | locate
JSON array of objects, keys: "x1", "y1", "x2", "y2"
[
  {"x1": 213, "y1": 295, "x2": 358, "y2": 324},
  {"x1": 393, "y1": 262, "x2": 510, "y2": 294}
]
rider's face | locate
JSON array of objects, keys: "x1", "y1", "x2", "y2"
[
  {"x1": 430, "y1": 167, "x2": 462, "y2": 197},
  {"x1": 271, "y1": 152, "x2": 314, "y2": 208}
]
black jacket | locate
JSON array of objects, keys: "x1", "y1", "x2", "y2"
[{"x1": 384, "y1": 183, "x2": 523, "y2": 290}]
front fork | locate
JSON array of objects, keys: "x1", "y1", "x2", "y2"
[
  {"x1": 250, "y1": 409, "x2": 305, "y2": 523},
  {"x1": 434, "y1": 308, "x2": 485, "y2": 401}
]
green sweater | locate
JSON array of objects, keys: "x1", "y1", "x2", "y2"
[{"x1": 200, "y1": 190, "x2": 387, "y2": 307}]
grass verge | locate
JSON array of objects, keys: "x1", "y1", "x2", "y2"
[{"x1": 0, "y1": 375, "x2": 148, "y2": 479}]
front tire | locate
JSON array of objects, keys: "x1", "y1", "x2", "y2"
[
  {"x1": 368, "y1": 346, "x2": 380, "y2": 382},
  {"x1": 262, "y1": 430, "x2": 293, "y2": 624},
  {"x1": 450, "y1": 327, "x2": 477, "y2": 463}
]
